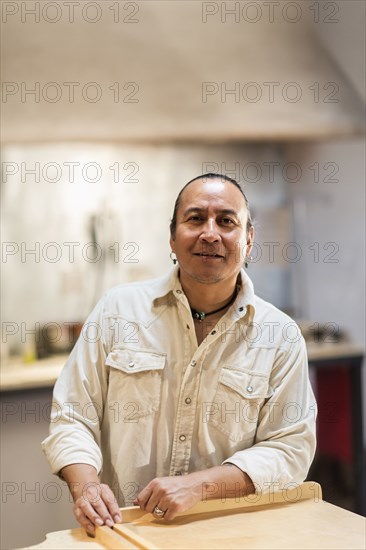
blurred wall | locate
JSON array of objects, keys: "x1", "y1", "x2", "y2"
[
  {"x1": 2, "y1": 143, "x2": 293, "y2": 355},
  {"x1": 286, "y1": 139, "x2": 365, "y2": 347}
]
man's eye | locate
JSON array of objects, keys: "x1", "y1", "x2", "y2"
[
  {"x1": 189, "y1": 216, "x2": 203, "y2": 222},
  {"x1": 221, "y1": 218, "x2": 234, "y2": 225}
]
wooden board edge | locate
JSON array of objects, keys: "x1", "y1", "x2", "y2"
[
  {"x1": 117, "y1": 481, "x2": 322, "y2": 523},
  {"x1": 113, "y1": 524, "x2": 160, "y2": 549},
  {"x1": 95, "y1": 525, "x2": 131, "y2": 549},
  {"x1": 177, "y1": 481, "x2": 322, "y2": 517}
]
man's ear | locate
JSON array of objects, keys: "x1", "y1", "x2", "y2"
[
  {"x1": 169, "y1": 222, "x2": 175, "y2": 245},
  {"x1": 246, "y1": 226, "x2": 254, "y2": 257},
  {"x1": 169, "y1": 234, "x2": 175, "y2": 249}
]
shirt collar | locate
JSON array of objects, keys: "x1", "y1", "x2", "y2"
[
  {"x1": 235, "y1": 268, "x2": 256, "y2": 324},
  {"x1": 153, "y1": 266, "x2": 256, "y2": 323},
  {"x1": 151, "y1": 265, "x2": 183, "y2": 300}
]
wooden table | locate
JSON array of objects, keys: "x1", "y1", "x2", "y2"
[{"x1": 23, "y1": 483, "x2": 365, "y2": 550}]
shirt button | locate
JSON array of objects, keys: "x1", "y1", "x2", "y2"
[
  {"x1": 185, "y1": 397, "x2": 191, "y2": 404},
  {"x1": 211, "y1": 330, "x2": 217, "y2": 335},
  {"x1": 247, "y1": 385, "x2": 253, "y2": 393},
  {"x1": 128, "y1": 361, "x2": 135, "y2": 368},
  {"x1": 191, "y1": 360, "x2": 196, "y2": 367},
  {"x1": 239, "y1": 306, "x2": 244, "y2": 312},
  {"x1": 176, "y1": 289, "x2": 182, "y2": 294},
  {"x1": 179, "y1": 434, "x2": 186, "y2": 442}
]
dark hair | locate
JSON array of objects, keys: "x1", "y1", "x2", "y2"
[{"x1": 170, "y1": 173, "x2": 252, "y2": 239}]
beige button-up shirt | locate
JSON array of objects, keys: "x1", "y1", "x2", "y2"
[{"x1": 42, "y1": 267, "x2": 316, "y2": 505}]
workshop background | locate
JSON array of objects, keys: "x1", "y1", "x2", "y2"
[{"x1": 1, "y1": 1, "x2": 365, "y2": 548}]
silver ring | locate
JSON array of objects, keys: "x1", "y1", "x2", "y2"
[{"x1": 153, "y1": 505, "x2": 166, "y2": 518}]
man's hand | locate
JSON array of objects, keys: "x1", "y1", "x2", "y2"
[
  {"x1": 73, "y1": 482, "x2": 122, "y2": 534},
  {"x1": 134, "y1": 465, "x2": 255, "y2": 521},
  {"x1": 60, "y1": 463, "x2": 122, "y2": 534},
  {"x1": 134, "y1": 474, "x2": 202, "y2": 521}
]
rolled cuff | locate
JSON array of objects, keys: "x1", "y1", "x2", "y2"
[
  {"x1": 41, "y1": 432, "x2": 103, "y2": 477},
  {"x1": 222, "y1": 443, "x2": 313, "y2": 495}
]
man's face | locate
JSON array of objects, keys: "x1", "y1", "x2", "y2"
[{"x1": 170, "y1": 178, "x2": 253, "y2": 285}]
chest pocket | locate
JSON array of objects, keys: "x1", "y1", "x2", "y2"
[
  {"x1": 106, "y1": 348, "x2": 166, "y2": 420},
  {"x1": 208, "y1": 366, "x2": 273, "y2": 443}
]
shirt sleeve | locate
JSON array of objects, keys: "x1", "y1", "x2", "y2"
[
  {"x1": 222, "y1": 335, "x2": 317, "y2": 494},
  {"x1": 41, "y1": 297, "x2": 109, "y2": 476}
]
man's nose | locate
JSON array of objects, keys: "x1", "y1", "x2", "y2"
[{"x1": 199, "y1": 220, "x2": 220, "y2": 242}]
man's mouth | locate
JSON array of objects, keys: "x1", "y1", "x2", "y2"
[{"x1": 194, "y1": 252, "x2": 224, "y2": 258}]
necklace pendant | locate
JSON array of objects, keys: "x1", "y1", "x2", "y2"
[{"x1": 193, "y1": 311, "x2": 206, "y2": 322}]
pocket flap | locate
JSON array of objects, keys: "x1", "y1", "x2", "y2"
[
  {"x1": 106, "y1": 349, "x2": 166, "y2": 374},
  {"x1": 219, "y1": 367, "x2": 272, "y2": 399}
]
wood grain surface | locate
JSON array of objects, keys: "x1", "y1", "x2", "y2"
[{"x1": 24, "y1": 483, "x2": 365, "y2": 550}]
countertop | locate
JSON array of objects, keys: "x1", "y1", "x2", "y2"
[
  {"x1": 0, "y1": 343, "x2": 364, "y2": 392},
  {"x1": 0, "y1": 354, "x2": 68, "y2": 392}
]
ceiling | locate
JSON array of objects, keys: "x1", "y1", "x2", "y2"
[{"x1": 2, "y1": 1, "x2": 365, "y2": 143}]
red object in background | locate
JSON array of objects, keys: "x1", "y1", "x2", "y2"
[{"x1": 316, "y1": 367, "x2": 352, "y2": 463}]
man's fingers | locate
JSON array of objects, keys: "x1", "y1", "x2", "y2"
[
  {"x1": 81, "y1": 495, "x2": 114, "y2": 527},
  {"x1": 72, "y1": 482, "x2": 122, "y2": 534},
  {"x1": 135, "y1": 476, "x2": 202, "y2": 521},
  {"x1": 74, "y1": 505, "x2": 98, "y2": 532},
  {"x1": 100, "y1": 484, "x2": 122, "y2": 523},
  {"x1": 135, "y1": 486, "x2": 153, "y2": 511},
  {"x1": 136, "y1": 488, "x2": 168, "y2": 515},
  {"x1": 136, "y1": 480, "x2": 172, "y2": 515},
  {"x1": 163, "y1": 509, "x2": 175, "y2": 521},
  {"x1": 144, "y1": 494, "x2": 160, "y2": 514}
]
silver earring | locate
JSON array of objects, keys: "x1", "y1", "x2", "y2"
[
  {"x1": 170, "y1": 251, "x2": 177, "y2": 265},
  {"x1": 244, "y1": 255, "x2": 253, "y2": 269}
]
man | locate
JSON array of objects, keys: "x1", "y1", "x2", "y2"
[{"x1": 42, "y1": 173, "x2": 316, "y2": 533}]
